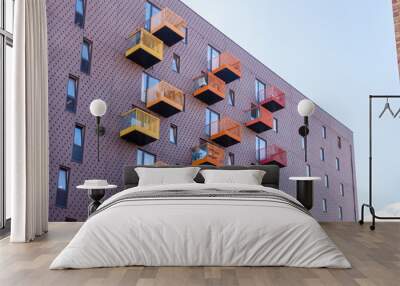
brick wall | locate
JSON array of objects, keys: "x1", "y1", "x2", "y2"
[{"x1": 47, "y1": 0, "x2": 358, "y2": 222}]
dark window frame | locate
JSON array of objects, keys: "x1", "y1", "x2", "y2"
[
  {"x1": 55, "y1": 166, "x2": 70, "y2": 209},
  {"x1": 80, "y1": 38, "x2": 92, "y2": 74},
  {"x1": 228, "y1": 152, "x2": 235, "y2": 165},
  {"x1": 71, "y1": 124, "x2": 85, "y2": 163},
  {"x1": 255, "y1": 79, "x2": 266, "y2": 103},
  {"x1": 320, "y1": 147, "x2": 325, "y2": 161},
  {"x1": 172, "y1": 53, "x2": 180, "y2": 73},
  {"x1": 205, "y1": 108, "x2": 220, "y2": 136},
  {"x1": 336, "y1": 157, "x2": 340, "y2": 171},
  {"x1": 74, "y1": 0, "x2": 86, "y2": 28},
  {"x1": 184, "y1": 27, "x2": 188, "y2": 45},
  {"x1": 228, "y1": 89, "x2": 235, "y2": 106},
  {"x1": 169, "y1": 124, "x2": 178, "y2": 145},
  {"x1": 207, "y1": 45, "x2": 221, "y2": 71},
  {"x1": 141, "y1": 72, "x2": 160, "y2": 103},
  {"x1": 66, "y1": 74, "x2": 79, "y2": 113},
  {"x1": 137, "y1": 148, "x2": 156, "y2": 166},
  {"x1": 144, "y1": 1, "x2": 161, "y2": 31},
  {"x1": 256, "y1": 136, "x2": 267, "y2": 162},
  {"x1": 273, "y1": 117, "x2": 278, "y2": 133},
  {"x1": 337, "y1": 136, "x2": 342, "y2": 149},
  {"x1": 322, "y1": 199, "x2": 327, "y2": 213}
]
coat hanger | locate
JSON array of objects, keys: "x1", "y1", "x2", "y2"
[{"x1": 378, "y1": 98, "x2": 395, "y2": 118}]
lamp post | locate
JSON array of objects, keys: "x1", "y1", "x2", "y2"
[
  {"x1": 297, "y1": 99, "x2": 315, "y2": 163},
  {"x1": 89, "y1": 99, "x2": 107, "y2": 162}
]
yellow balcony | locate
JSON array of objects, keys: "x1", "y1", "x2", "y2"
[
  {"x1": 151, "y1": 8, "x2": 186, "y2": 47},
  {"x1": 245, "y1": 105, "x2": 273, "y2": 133},
  {"x1": 192, "y1": 143, "x2": 224, "y2": 166},
  {"x1": 120, "y1": 108, "x2": 160, "y2": 146},
  {"x1": 146, "y1": 81, "x2": 184, "y2": 117},
  {"x1": 193, "y1": 72, "x2": 225, "y2": 105},
  {"x1": 125, "y1": 29, "x2": 163, "y2": 69},
  {"x1": 208, "y1": 117, "x2": 241, "y2": 147},
  {"x1": 211, "y1": 52, "x2": 241, "y2": 83}
]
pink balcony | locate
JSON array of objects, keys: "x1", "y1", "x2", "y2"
[
  {"x1": 260, "y1": 86, "x2": 285, "y2": 112},
  {"x1": 259, "y1": 144, "x2": 287, "y2": 168}
]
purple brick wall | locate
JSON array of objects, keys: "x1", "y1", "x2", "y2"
[{"x1": 47, "y1": 0, "x2": 358, "y2": 222}]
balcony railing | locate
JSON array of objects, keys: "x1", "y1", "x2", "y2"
[
  {"x1": 211, "y1": 52, "x2": 241, "y2": 83},
  {"x1": 125, "y1": 28, "x2": 164, "y2": 69},
  {"x1": 245, "y1": 105, "x2": 273, "y2": 133},
  {"x1": 120, "y1": 108, "x2": 160, "y2": 146},
  {"x1": 207, "y1": 117, "x2": 241, "y2": 147},
  {"x1": 150, "y1": 8, "x2": 186, "y2": 47},
  {"x1": 260, "y1": 86, "x2": 285, "y2": 112},
  {"x1": 146, "y1": 81, "x2": 184, "y2": 117},
  {"x1": 192, "y1": 142, "x2": 224, "y2": 166},
  {"x1": 259, "y1": 144, "x2": 287, "y2": 168},
  {"x1": 193, "y1": 72, "x2": 225, "y2": 105}
]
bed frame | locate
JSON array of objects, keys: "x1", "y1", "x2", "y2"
[{"x1": 123, "y1": 165, "x2": 280, "y2": 189}]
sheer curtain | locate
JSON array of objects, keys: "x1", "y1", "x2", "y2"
[{"x1": 8, "y1": 0, "x2": 49, "y2": 242}]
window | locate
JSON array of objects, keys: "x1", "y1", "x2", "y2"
[
  {"x1": 337, "y1": 136, "x2": 342, "y2": 149},
  {"x1": 301, "y1": 137, "x2": 305, "y2": 150},
  {"x1": 338, "y1": 206, "x2": 343, "y2": 221},
  {"x1": 171, "y1": 53, "x2": 180, "y2": 73},
  {"x1": 169, "y1": 124, "x2": 177, "y2": 144},
  {"x1": 72, "y1": 125, "x2": 85, "y2": 163},
  {"x1": 306, "y1": 164, "x2": 311, "y2": 176},
  {"x1": 75, "y1": 0, "x2": 86, "y2": 28},
  {"x1": 80, "y1": 38, "x2": 92, "y2": 74},
  {"x1": 228, "y1": 89, "x2": 235, "y2": 106},
  {"x1": 336, "y1": 157, "x2": 340, "y2": 171},
  {"x1": 141, "y1": 72, "x2": 160, "y2": 103},
  {"x1": 324, "y1": 175, "x2": 329, "y2": 188},
  {"x1": 66, "y1": 75, "x2": 78, "y2": 113},
  {"x1": 2, "y1": 0, "x2": 15, "y2": 228},
  {"x1": 322, "y1": 199, "x2": 327, "y2": 213},
  {"x1": 320, "y1": 147, "x2": 325, "y2": 161},
  {"x1": 207, "y1": 45, "x2": 220, "y2": 71},
  {"x1": 322, "y1": 126, "x2": 327, "y2": 139},
  {"x1": 340, "y1": 183, "x2": 344, "y2": 197},
  {"x1": 137, "y1": 149, "x2": 156, "y2": 166},
  {"x1": 273, "y1": 118, "x2": 278, "y2": 133},
  {"x1": 144, "y1": 1, "x2": 161, "y2": 31},
  {"x1": 256, "y1": 136, "x2": 267, "y2": 161},
  {"x1": 228, "y1": 153, "x2": 235, "y2": 166},
  {"x1": 255, "y1": 79, "x2": 266, "y2": 103},
  {"x1": 55, "y1": 167, "x2": 70, "y2": 208},
  {"x1": 205, "y1": 108, "x2": 220, "y2": 136},
  {"x1": 184, "y1": 27, "x2": 188, "y2": 44}
]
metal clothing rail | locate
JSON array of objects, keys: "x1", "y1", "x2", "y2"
[{"x1": 359, "y1": 95, "x2": 400, "y2": 230}]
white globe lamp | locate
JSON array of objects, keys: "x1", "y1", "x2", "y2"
[{"x1": 90, "y1": 99, "x2": 107, "y2": 162}]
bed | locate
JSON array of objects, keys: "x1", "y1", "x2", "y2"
[{"x1": 50, "y1": 165, "x2": 350, "y2": 269}]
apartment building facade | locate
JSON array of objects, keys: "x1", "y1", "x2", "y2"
[{"x1": 47, "y1": 0, "x2": 358, "y2": 222}]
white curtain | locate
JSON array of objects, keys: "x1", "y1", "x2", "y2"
[{"x1": 7, "y1": 0, "x2": 49, "y2": 242}]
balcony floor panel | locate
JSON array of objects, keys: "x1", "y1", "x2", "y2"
[
  {"x1": 211, "y1": 134, "x2": 240, "y2": 147},
  {"x1": 193, "y1": 88, "x2": 224, "y2": 105},
  {"x1": 126, "y1": 47, "x2": 162, "y2": 69},
  {"x1": 213, "y1": 67, "x2": 240, "y2": 84},
  {"x1": 147, "y1": 100, "x2": 182, "y2": 117},
  {"x1": 261, "y1": 101, "x2": 285, "y2": 112},
  {"x1": 120, "y1": 130, "x2": 158, "y2": 146},
  {"x1": 153, "y1": 25, "x2": 184, "y2": 47},
  {"x1": 260, "y1": 159, "x2": 286, "y2": 168},
  {"x1": 245, "y1": 121, "x2": 272, "y2": 133}
]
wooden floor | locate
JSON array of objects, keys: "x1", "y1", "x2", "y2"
[{"x1": 0, "y1": 222, "x2": 399, "y2": 286}]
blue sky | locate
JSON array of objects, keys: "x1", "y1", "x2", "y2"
[{"x1": 182, "y1": 0, "x2": 400, "y2": 210}]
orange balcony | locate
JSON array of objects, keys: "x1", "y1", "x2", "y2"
[
  {"x1": 245, "y1": 105, "x2": 273, "y2": 133},
  {"x1": 259, "y1": 145, "x2": 287, "y2": 168},
  {"x1": 146, "y1": 81, "x2": 184, "y2": 117},
  {"x1": 193, "y1": 72, "x2": 225, "y2": 105},
  {"x1": 211, "y1": 52, "x2": 241, "y2": 83},
  {"x1": 150, "y1": 8, "x2": 186, "y2": 47},
  {"x1": 207, "y1": 117, "x2": 241, "y2": 147},
  {"x1": 125, "y1": 28, "x2": 163, "y2": 69},
  {"x1": 192, "y1": 143, "x2": 224, "y2": 166},
  {"x1": 260, "y1": 86, "x2": 285, "y2": 112}
]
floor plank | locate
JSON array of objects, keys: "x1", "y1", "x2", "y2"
[{"x1": 0, "y1": 222, "x2": 399, "y2": 286}]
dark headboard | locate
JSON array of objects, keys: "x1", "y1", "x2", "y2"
[{"x1": 123, "y1": 165, "x2": 280, "y2": 189}]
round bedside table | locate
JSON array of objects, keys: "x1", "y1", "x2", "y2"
[
  {"x1": 77, "y1": 180, "x2": 117, "y2": 216},
  {"x1": 289, "y1": 177, "x2": 321, "y2": 210}
]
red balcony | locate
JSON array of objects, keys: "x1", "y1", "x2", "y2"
[
  {"x1": 259, "y1": 144, "x2": 287, "y2": 168},
  {"x1": 192, "y1": 143, "x2": 224, "y2": 166},
  {"x1": 245, "y1": 105, "x2": 273, "y2": 133},
  {"x1": 193, "y1": 72, "x2": 225, "y2": 105},
  {"x1": 207, "y1": 117, "x2": 241, "y2": 147},
  {"x1": 211, "y1": 52, "x2": 241, "y2": 83},
  {"x1": 260, "y1": 86, "x2": 285, "y2": 112},
  {"x1": 150, "y1": 8, "x2": 187, "y2": 47}
]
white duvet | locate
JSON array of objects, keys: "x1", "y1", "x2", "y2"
[{"x1": 50, "y1": 183, "x2": 351, "y2": 269}]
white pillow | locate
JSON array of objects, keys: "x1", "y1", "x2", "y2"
[
  {"x1": 200, "y1": 169, "x2": 266, "y2": 185},
  {"x1": 135, "y1": 167, "x2": 201, "y2": 186}
]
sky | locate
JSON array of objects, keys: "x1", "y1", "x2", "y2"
[{"x1": 181, "y1": 0, "x2": 400, "y2": 211}]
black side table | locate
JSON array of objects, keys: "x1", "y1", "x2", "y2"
[
  {"x1": 77, "y1": 181, "x2": 117, "y2": 216},
  {"x1": 289, "y1": 177, "x2": 321, "y2": 210}
]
